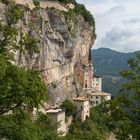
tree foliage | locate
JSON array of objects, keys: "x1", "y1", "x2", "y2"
[
  {"x1": 106, "y1": 52, "x2": 140, "y2": 139},
  {"x1": 0, "y1": 56, "x2": 47, "y2": 115},
  {"x1": 0, "y1": 110, "x2": 60, "y2": 140},
  {"x1": 57, "y1": 0, "x2": 76, "y2": 4},
  {"x1": 61, "y1": 99, "x2": 76, "y2": 116},
  {"x1": 0, "y1": 1, "x2": 48, "y2": 139}
]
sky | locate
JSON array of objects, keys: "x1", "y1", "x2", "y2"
[{"x1": 77, "y1": 0, "x2": 140, "y2": 52}]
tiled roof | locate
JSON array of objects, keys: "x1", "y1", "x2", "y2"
[
  {"x1": 73, "y1": 96, "x2": 88, "y2": 102},
  {"x1": 87, "y1": 89, "x2": 111, "y2": 97}
]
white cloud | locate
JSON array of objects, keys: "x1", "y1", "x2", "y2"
[
  {"x1": 99, "y1": 27, "x2": 140, "y2": 52},
  {"x1": 76, "y1": 0, "x2": 140, "y2": 52},
  {"x1": 123, "y1": 18, "x2": 140, "y2": 25}
]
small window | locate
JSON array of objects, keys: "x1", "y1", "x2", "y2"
[
  {"x1": 96, "y1": 101, "x2": 98, "y2": 104},
  {"x1": 81, "y1": 106, "x2": 83, "y2": 110},
  {"x1": 96, "y1": 96, "x2": 98, "y2": 99}
]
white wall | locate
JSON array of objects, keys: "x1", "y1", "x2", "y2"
[
  {"x1": 92, "y1": 77, "x2": 102, "y2": 91},
  {"x1": 75, "y1": 100, "x2": 90, "y2": 122},
  {"x1": 57, "y1": 112, "x2": 67, "y2": 136},
  {"x1": 88, "y1": 95, "x2": 102, "y2": 107}
]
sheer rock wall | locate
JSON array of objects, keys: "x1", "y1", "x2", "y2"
[{"x1": 0, "y1": 1, "x2": 96, "y2": 105}]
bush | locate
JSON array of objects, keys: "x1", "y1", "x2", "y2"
[
  {"x1": 61, "y1": 99, "x2": 76, "y2": 116},
  {"x1": 74, "y1": 4, "x2": 95, "y2": 26},
  {"x1": 33, "y1": 0, "x2": 40, "y2": 8},
  {"x1": 57, "y1": 0, "x2": 76, "y2": 4}
]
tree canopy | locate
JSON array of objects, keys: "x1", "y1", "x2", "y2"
[{"x1": 105, "y1": 52, "x2": 140, "y2": 139}]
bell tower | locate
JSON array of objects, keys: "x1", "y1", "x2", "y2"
[{"x1": 83, "y1": 50, "x2": 93, "y2": 90}]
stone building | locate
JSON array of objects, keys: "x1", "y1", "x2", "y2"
[
  {"x1": 46, "y1": 108, "x2": 67, "y2": 136},
  {"x1": 87, "y1": 89, "x2": 111, "y2": 107},
  {"x1": 73, "y1": 96, "x2": 90, "y2": 122},
  {"x1": 83, "y1": 63, "x2": 93, "y2": 90},
  {"x1": 83, "y1": 52, "x2": 111, "y2": 107},
  {"x1": 33, "y1": 106, "x2": 67, "y2": 136},
  {"x1": 14, "y1": 0, "x2": 68, "y2": 11}
]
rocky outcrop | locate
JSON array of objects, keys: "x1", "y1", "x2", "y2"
[{"x1": 0, "y1": 1, "x2": 96, "y2": 105}]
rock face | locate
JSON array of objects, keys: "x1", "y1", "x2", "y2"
[{"x1": 0, "y1": 1, "x2": 95, "y2": 105}]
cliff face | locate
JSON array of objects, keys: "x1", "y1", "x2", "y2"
[{"x1": 0, "y1": 1, "x2": 96, "y2": 105}]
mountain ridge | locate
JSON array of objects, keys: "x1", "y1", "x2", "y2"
[
  {"x1": 92, "y1": 48, "x2": 135, "y2": 96},
  {"x1": 92, "y1": 48, "x2": 135, "y2": 76}
]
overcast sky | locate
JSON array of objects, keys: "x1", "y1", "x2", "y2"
[{"x1": 77, "y1": 0, "x2": 140, "y2": 52}]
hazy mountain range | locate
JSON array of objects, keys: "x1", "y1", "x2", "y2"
[{"x1": 92, "y1": 48, "x2": 135, "y2": 96}]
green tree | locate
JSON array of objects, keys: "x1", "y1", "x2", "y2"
[
  {"x1": 66, "y1": 119, "x2": 107, "y2": 140},
  {"x1": 0, "y1": 110, "x2": 61, "y2": 140},
  {"x1": 0, "y1": 54, "x2": 47, "y2": 116},
  {"x1": 0, "y1": 0, "x2": 47, "y2": 116},
  {"x1": 0, "y1": 109, "x2": 41, "y2": 140},
  {"x1": 61, "y1": 99, "x2": 76, "y2": 116},
  {"x1": 108, "y1": 52, "x2": 140, "y2": 139},
  {"x1": 33, "y1": 0, "x2": 40, "y2": 8},
  {"x1": 36, "y1": 113, "x2": 60, "y2": 140}
]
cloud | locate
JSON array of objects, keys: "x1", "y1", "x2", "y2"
[
  {"x1": 107, "y1": 5, "x2": 125, "y2": 14},
  {"x1": 76, "y1": 0, "x2": 140, "y2": 52},
  {"x1": 123, "y1": 18, "x2": 140, "y2": 25},
  {"x1": 97, "y1": 27, "x2": 140, "y2": 52},
  {"x1": 106, "y1": 27, "x2": 138, "y2": 41}
]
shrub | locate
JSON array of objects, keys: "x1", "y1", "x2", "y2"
[{"x1": 61, "y1": 99, "x2": 76, "y2": 116}]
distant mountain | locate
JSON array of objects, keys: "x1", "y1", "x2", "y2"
[
  {"x1": 91, "y1": 48, "x2": 135, "y2": 96},
  {"x1": 92, "y1": 48, "x2": 135, "y2": 76}
]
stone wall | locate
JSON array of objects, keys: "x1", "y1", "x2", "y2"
[{"x1": 14, "y1": 0, "x2": 68, "y2": 11}]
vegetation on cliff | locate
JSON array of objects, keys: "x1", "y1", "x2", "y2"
[
  {"x1": 61, "y1": 99, "x2": 76, "y2": 116},
  {"x1": 64, "y1": 107, "x2": 108, "y2": 140},
  {"x1": 94, "y1": 52, "x2": 140, "y2": 139},
  {"x1": 107, "y1": 52, "x2": 140, "y2": 139},
  {"x1": 0, "y1": 0, "x2": 49, "y2": 139},
  {"x1": 1, "y1": 1, "x2": 139, "y2": 138}
]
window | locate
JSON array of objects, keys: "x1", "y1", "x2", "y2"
[
  {"x1": 85, "y1": 83, "x2": 87, "y2": 88},
  {"x1": 81, "y1": 106, "x2": 83, "y2": 110},
  {"x1": 96, "y1": 101, "x2": 98, "y2": 104},
  {"x1": 96, "y1": 96, "x2": 98, "y2": 99}
]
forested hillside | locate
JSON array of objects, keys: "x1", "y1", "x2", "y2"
[{"x1": 92, "y1": 48, "x2": 135, "y2": 96}]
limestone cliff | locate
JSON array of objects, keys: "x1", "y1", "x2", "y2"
[{"x1": 0, "y1": 0, "x2": 96, "y2": 105}]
